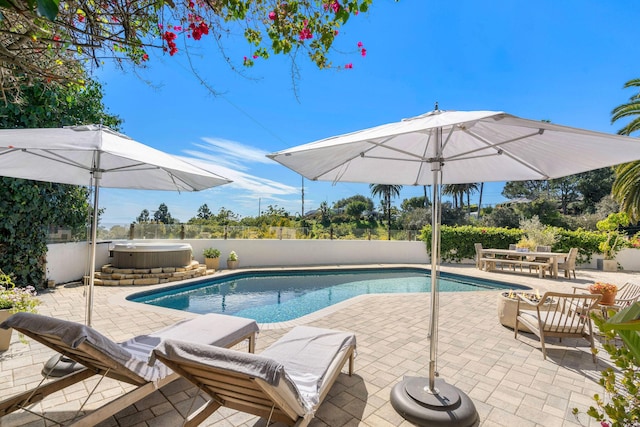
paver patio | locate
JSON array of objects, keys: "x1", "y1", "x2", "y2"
[{"x1": 1, "y1": 263, "x2": 638, "y2": 427}]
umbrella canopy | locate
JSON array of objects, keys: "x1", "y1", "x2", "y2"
[
  {"x1": 0, "y1": 125, "x2": 230, "y2": 190},
  {"x1": 268, "y1": 108, "x2": 640, "y2": 423},
  {"x1": 0, "y1": 125, "x2": 232, "y2": 326},
  {"x1": 268, "y1": 109, "x2": 640, "y2": 185}
]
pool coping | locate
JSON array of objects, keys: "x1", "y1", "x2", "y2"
[{"x1": 107, "y1": 263, "x2": 526, "y2": 330}]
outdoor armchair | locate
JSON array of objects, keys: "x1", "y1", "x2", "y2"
[
  {"x1": 514, "y1": 291, "x2": 601, "y2": 362},
  {"x1": 557, "y1": 247, "x2": 578, "y2": 279}
]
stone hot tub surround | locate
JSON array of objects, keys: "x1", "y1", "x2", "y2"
[{"x1": 92, "y1": 260, "x2": 214, "y2": 286}]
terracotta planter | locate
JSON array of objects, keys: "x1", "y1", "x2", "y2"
[
  {"x1": 227, "y1": 260, "x2": 239, "y2": 270},
  {"x1": 0, "y1": 309, "x2": 13, "y2": 351},
  {"x1": 204, "y1": 257, "x2": 220, "y2": 270},
  {"x1": 590, "y1": 290, "x2": 617, "y2": 306}
]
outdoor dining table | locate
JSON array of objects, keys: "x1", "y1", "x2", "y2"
[{"x1": 480, "y1": 248, "x2": 569, "y2": 279}]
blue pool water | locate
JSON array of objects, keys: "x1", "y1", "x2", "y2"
[{"x1": 129, "y1": 268, "x2": 525, "y2": 323}]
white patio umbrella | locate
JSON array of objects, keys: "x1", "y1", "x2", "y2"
[
  {"x1": 0, "y1": 125, "x2": 232, "y2": 326},
  {"x1": 268, "y1": 108, "x2": 640, "y2": 425}
]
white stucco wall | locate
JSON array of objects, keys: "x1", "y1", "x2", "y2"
[
  {"x1": 45, "y1": 239, "x2": 640, "y2": 284},
  {"x1": 45, "y1": 239, "x2": 429, "y2": 284}
]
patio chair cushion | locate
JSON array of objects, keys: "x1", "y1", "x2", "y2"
[{"x1": 518, "y1": 310, "x2": 584, "y2": 334}]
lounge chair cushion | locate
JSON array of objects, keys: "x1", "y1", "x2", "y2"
[
  {"x1": 121, "y1": 313, "x2": 259, "y2": 378},
  {"x1": 2, "y1": 312, "x2": 148, "y2": 375},
  {"x1": 2, "y1": 312, "x2": 259, "y2": 382},
  {"x1": 154, "y1": 325, "x2": 355, "y2": 411},
  {"x1": 260, "y1": 326, "x2": 356, "y2": 408},
  {"x1": 518, "y1": 309, "x2": 585, "y2": 334}
]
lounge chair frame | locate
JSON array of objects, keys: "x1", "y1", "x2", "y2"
[
  {"x1": 153, "y1": 327, "x2": 355, "y2": 427},
  {"x1": 0, "y1": 313, "x2": 257, "y2": 426}
]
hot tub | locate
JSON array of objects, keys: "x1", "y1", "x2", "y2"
[{"x1": 111, "y1": 243, "x2": 193, "y2": 269}]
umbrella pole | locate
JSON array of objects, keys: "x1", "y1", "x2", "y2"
[
  {"x1": 390, "y1": 126, "x2": 478, "y2": 426},
  {"x1": 86, "y1": 170, "x2": 101, "y2": 327},
  {"x1": 428, "y1": 162, "x2": 441, "y2": 393}
]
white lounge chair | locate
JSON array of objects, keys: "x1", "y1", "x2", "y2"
[
  {"x1": 0, "y1": 312, "x2": 258, "y2": 426},
  {"x1": 152, "y1": 325, "x2": 356, "y2": 427}
]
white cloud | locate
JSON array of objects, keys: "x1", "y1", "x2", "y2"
[
  {"x1": 185, "y1": 137, "x2": 273, "y2": 169},
  {"x1": 100, "y1": 137, "x2": 305, "y2": 224},
  {"x1": 177, "y1": 136, "x2": 300, "y2": 199}
]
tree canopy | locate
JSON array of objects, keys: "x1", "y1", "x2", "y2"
[
  {"x1": 0, "y1": 79, "x2": 121, "y2": 286},
  {"x1": 611, "y1": 78, "x2": 640, "y2": 222},
  {"x1": 0, "y1": 0, "x2": 375, "y2": 102}
]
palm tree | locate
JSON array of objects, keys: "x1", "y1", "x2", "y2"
[
  {"x1": 463, "y1": 183, "x2": 479, "y2": 215},
  {"x1": 611, "y1": 78, "x2": 640, "y2": 222},
  {"x1": 442, "y1": 184, "x2": 463, "y2": 209},
  {"x1": 477, "y1": 182, "x2": 484, "y2": 219},
  {"x1": 611, "y1": 162, "x2": 640, "y2": 222},
  {"x1": 442, "y1": 183, "x2": 478, "y2": 212},
  {"x1": 370, "y1": 184, "x2": 402, "y2": 240}
]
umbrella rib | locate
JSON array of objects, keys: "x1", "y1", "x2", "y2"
[
  {"x1": 414, "y1": 132, "x2": 434, "y2": 185},
  {"x1": 446, "y1": 129, "x2": 542, "y2": 161},
  {"x1": 15, "y1": 150, "x2": 203, "y2": 191},
  {"x1": 17, "y1": 149, "x2": 95, "y2": 172},
  {"x1": 446, "y1": 128, "x2": 550, "y2": 178},
  {"x1": 310, "y1": 135, "x2": 399, "y2": 180},
  {"x1": 104, "y1": 165, "x2": 199, "y2": 192},
  {"x1": 362, "y1": 134, "x2": 433, "y2": 162}
]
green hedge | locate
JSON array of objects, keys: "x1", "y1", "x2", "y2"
[{"x1": 420, "y1": 225, "x2": 606, "y2": 264}]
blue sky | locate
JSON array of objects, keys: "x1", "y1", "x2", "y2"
[{"x1": 95, "y1": 0, "x2": 640, "y2": 225}]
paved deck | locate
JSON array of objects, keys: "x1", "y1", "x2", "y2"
[{"x1": 1, "y1": 263, "x2": 638, "y2": 427}]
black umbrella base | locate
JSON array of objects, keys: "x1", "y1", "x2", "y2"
[
  {"x1": 390, "y1": 377, "x2": 479, "y2": 427},
  {"x1": 42, "y1": 353, "x2": 83, "y2": 377}
]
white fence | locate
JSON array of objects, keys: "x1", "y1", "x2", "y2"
[{"x1": 45, "y1": 239, "x2": 640, "y2": 285}]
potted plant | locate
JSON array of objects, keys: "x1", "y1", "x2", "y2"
[
  {"x1": 227, "y1": 251, "x2": 239, "y2": 270},
  {"x1": 588, "y1": 282, "x2": 618, "y2": 305},
  {"x1": 596, "y1": 212, "x2": 630, "y2": 271},
  {"x1": 0, "y1": 269, "x2": 40, "y2": 351},
  {"x1": 203, "y1": 248, "x2": 221, "y2": 270}
]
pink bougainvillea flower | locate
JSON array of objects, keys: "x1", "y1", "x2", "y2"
[
  {"x1": 188, "y1": 0, "x2": 194, "y2": 7},
  {"x1": 299, "y1": 27, "x2": 313, "y2": 40},
  {"x1": 344, "y1": 63, "x2": 353, "y2": 69},
  {"x1": 357, "y1": 41, "x2": 363, "y2": 48},
  {"x1": 78, "y1": 14, "x2": 85, "y2": 22},
  {"x1": 142, "y1": 54, "x2": 149, "y2": 61},
  {"x1": 253, "y1": 54, "x2": 258, "y2": 59},
  {"x1": 600, "y1": 422, "x2": 610, "y2": 427},
  {"x1": 360, "y1": 48, "x2": 367, "y2": 57},
  {"x1": 173, "y1": 26, "x2": 182, "y2": 31},
  {"x1": 331, "y1": 1, "x2": 340, "y2": 13},
  {"x1": 334, "y1": 30, "x2": 339, "y2": 36},
  {"x1": 269, "y1": 11, "x2": 276, "y2": 20}
]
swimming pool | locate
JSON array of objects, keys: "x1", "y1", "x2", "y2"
[{"x1": 129, "y1": 268, "x2": 527, "y2": 323}]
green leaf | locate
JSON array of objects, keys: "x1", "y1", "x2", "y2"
[
  {"x1": 37, "y1": 0, "x2": 60, "y2": 21},
  {"x1": 602, "y1": 302, "x2": 640, "y2": 362}
]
